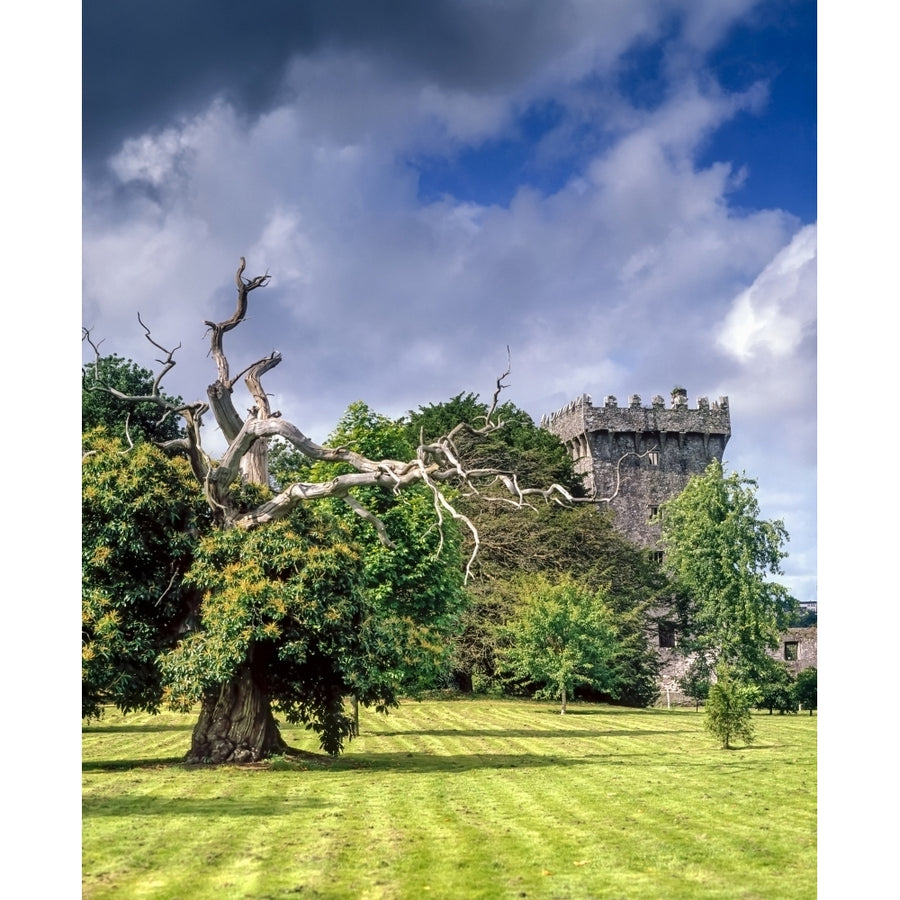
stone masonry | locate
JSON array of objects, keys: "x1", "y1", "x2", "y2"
[{"x1": 541, "y1": 387, "x2": 731, "y2": 548}]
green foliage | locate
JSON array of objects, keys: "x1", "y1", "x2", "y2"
[
  {"x1": 268, "y1": 437, "x2": 314, "y2": 490},
  {"x1": 793, "y1": 667, "x2": 817, "y2": 714},
  {"x1": 334, "y1": 400, "x2": 416, "y2": 463},
  {"x1": 82, "y1": 429, "x2": 207, "y2": 717},
  {"x1": 704, "y1": 665, "x2": 756, "y2": 749},
  {"x1": 790, "y1": 606, "x2": 818, "y2": 627},
  {"x1": 457, "y1": 503, "x2": 668, "y2": 706},
  {"x1": 83, "y1": 354, "x2": 183, "y2": 443},
  {"x1": 159, "y1": 505, "x2": 393, "y2": 754},
  {"x1": 298, "y1": 401, "x2": 469, "y2": 697},
  {"x1": 406, "y1": 393, "x2": 581, "y2": 493},
  {"x1": 678, "y1": 655, "x2": 713, "y2": 710},
  {"x1": 753, "y1": 657, "x2": 797, "y2": 715},
  {"x1": 498, "y1": 575, "x2": 620, "y2": 712},
  {"x1": 661, "y1": 460, "x2": 796, "y2": 674}
]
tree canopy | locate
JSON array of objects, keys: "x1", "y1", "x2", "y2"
[
  {"x1": 498, "y1": 575, "x2": 620, "y2": 714},
  {"x1": 660, "y1": 460, "x2": 796, "y2": 679},
  {"x1": 82, "y1": 430, "x2": 207, "y2": 718},
  {"x1": 83, "y1": 354, "x2": 184, "y2": 444},
  {"x1": 402, "y1": 393, "x2": 670, "y2": 707}
]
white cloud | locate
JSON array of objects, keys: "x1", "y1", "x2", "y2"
[{"x1": 717, "y1": 223, "x2": 817, "y2": 361}]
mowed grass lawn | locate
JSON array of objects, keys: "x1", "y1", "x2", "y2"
[{"x1": 83, "y1": 698, "x2": 816, "y2": 899}]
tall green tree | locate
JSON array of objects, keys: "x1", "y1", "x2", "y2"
[
  {"x1": 754, "y1": 657, "x2": 796, "y2": 715},
  {"x1": 159, "y1": 504, "x2": 400, "y2": 757},
  {"x1": 793, "y1": 667, "x2": 817, "y2": 715},
  {"x1": 406, "y1": 394, "x2": 668, "y2": 706},
  {"x1": 660, "y1": 460, "x2": 796, "y2": 678},
  {"x1": 288, "y1": 401, "x2": 468, "y2": 698},
  {"x1": 498, "y1": 575, "x2": 620, "y2": 714},
  {"x1": 455, "y1": 501, "x2": 668, "y2": 706}
]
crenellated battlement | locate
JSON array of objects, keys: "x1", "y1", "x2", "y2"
[
  {"x1": 541, "y1": 390, "x2": 730, "y2": 444},
  {"x1": 541, "y1": 388, "x2": 731, "y2": 548}
]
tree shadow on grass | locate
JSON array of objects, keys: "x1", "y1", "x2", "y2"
[
  {"x1": 82, "y1": 723, "x2": 194, "y2": 734},
  {"x1": 337, "y1": 751, "x2": 600, "y2": 774},
  {"x1": 83, "y1": 756, "x2": 188, "y2": 771},
  {"x1": 372, "y1": 727, "x2": 695, "y2": 739},
  {"x1": 82, "y1": 794, "x2": 331, "y2": 818},
  {"x1": 82, "y1": 747, "x2": 336, "y2": 773}
]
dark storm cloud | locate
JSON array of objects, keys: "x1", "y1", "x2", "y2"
[{"x1": 83, "y1": 0, "x2": 582, "y2": 163}]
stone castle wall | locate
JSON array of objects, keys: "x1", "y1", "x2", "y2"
[{"x1": 542, "y1": 390, "x2": 731, "y2": 547}]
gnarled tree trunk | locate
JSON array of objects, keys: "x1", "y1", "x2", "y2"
[{"x1": 186, "y1": 665, "x2": 286, "y2": 764}]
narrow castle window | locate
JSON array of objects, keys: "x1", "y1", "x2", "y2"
[
  {"x1": 784, "y1": 641, "x2": 799, "y2": 661},
  {"x1": 650, "y1": 550, "x2": 664, "y2": 565},
  {"x1": 658, "y1": 622, "x2": 676, "y2": 648},
  {"x1": 649, "y1": 505, "x2": 660, "y2": 521}
]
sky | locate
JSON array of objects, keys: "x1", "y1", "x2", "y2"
[{"x1": 80, "y1": 0, "x2": 817, "y2": 604}]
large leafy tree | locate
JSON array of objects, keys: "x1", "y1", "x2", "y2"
[
  {"x1": 754, "y1": 657, "x2": 796, "y2": 715},
  {"x1": 660, "y1": 460, "x2": 796, "y2": 679},
  {"x1": 83, "y1": 354, "x2": 183, "y2": 443},
  {"x1": 160, "y1": 504, "x2": 390, "y2": 758},
  {"x1": 498, "y1": 575, "x2": 620, "y2": 714},
  {"x1": 276, "y1": 401, "x2": 468, "y2": 699},
  {"x1": 458, "y1": 503, "x2": 669, "y2": 706},
  {"x1": 405, "y1": 394, "x2": 668, "y2": 707},
  {"x1": 83, "y1": 259, "x2": 573, "y2": 761},
  {"x1": 82, "y1": 431, "x2": 207, "y2": 719}
]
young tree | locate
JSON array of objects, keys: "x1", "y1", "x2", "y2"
[
  {"x1": 793, "y1": 667, "x2": 817, "y2": 715},
  {"x1": 660, "y1": 460, "x2": 796, "y2": 677},
  {"x1": 678, "y1": 655, "x2": 713, "y2": 711},
  {"x1": 498, "y1": 575, "x2": 620, "y2": 714},
  {"x1": 83, "y1": 259, "x2": 580, "y2": 761},
  {"x1": 704, "y1": 665, "x2": 756, "y2": 749}
]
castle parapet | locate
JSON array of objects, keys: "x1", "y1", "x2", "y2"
[
  {"x1": 541, "y1": 388, "x2": 732, "y2": 550},
  {"x1": 541, "y1": 390, "x2": 731, "y2": 445}
]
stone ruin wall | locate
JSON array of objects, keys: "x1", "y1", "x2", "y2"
[{"x1": 656, "y1": 627, "x2": 818, "y2": 707}]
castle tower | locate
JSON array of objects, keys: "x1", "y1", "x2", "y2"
[{"x1": 541, "y1": 388, "x2": 731, "y2": 548}]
